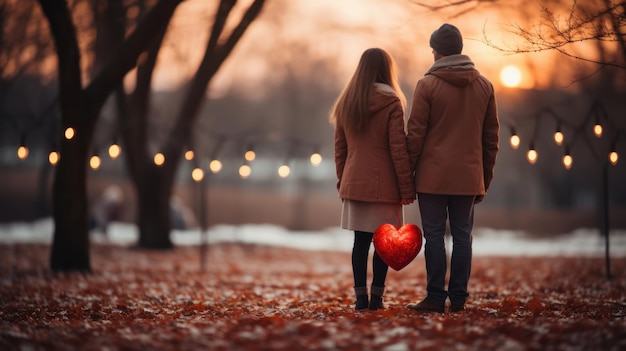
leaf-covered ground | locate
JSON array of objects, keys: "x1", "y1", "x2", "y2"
[{"x1": 1, "y1": 243, "x2": 625, "y2": 350}]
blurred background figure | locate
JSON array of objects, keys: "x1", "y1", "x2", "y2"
[{"x1": 89, "y1": 185, "x2": 124, "y2": 236}]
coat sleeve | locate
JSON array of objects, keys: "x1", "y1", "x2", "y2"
[
  {"x1": 482, "y1": 90, "x2": 499, "y2": 192},
  {"x1": 407, "y1": 79, "x2": 430, "y2": 172},
  {"x1": 334, "y1": 119, "x2": 347, "y2": 193},
  {"x1": 388, "y1": 102, "x2": 415, "y2": 200}
]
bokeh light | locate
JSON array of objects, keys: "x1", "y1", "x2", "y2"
[
  {"x1": 527, "y1": 148, "x2": 538, "y2": 164},
  {"x1": 191, "y1": 167, "x2": 204, "y2": 182},
  {"x1": 594, "y1": 124, "x2": 603, "y2": 138},
  {"x1": 64, "y1": 127, "x2": 75, "y2": 140},
  {"x1": 108, "y1": 144, "x2": 121, "y2": 159},
  {"x1": 554, "y1": 131, "x2": 564, "y2": 145},
  {"x1": 562, "y1": 154, "x2": 573, "y2": 170},
  {"x1": 48, "y1": 151, "x2": 60, "y2": 165},
  {"x1": 239, "y1": 164, "x2": 251, "y2": 179},
  {"x1": 209, "y1": 160, "x2": 223, "y2": 174},
  {"x1": 185, "y1": 150, "x2": 195, "y2": 161},
  {"x1": 310, "y1": 152, "x2": 322, "y2": 166},
  {"x1": 609, "y1": 151, "x2": 619, "y2": 165},
  {"x1": 278, "y1": 165, "x2": 290, "y2": 178},
  {"x1": 244, "y1": 150, "x2": 256, "y2": 162},
  {"x1": 17, "y1": 146, "x2": 28, "y2": 160},
  {"x1": 90, "y1": 155, "x2": 101, "y2": 170},
  {"x1": 154, "y1": 153, "x2": 165, "y2": 166}
]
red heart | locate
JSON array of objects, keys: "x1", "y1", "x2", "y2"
[{"x1": 373, "y1": 223, "x2": 423, "y2": 271}]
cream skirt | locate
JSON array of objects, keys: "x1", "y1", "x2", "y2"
[{"x1": 341, "y1": 199, "x2": 404, "y2": 233}]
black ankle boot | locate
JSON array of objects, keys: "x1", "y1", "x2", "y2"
[
  {"x1": 354, "y1": 287, "x2": 368, "y2": 310},
  {"x1": 369, "y1": 285, "x2": 385, "y2": 310}
]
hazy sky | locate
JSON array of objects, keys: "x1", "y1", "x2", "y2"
[{"x1": 150, "y1": 0, "x2": 561, "y2": 95}]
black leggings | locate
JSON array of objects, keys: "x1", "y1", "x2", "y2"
[{"x1": 352, "y1": 231, "x2": 388, "y2": 288}]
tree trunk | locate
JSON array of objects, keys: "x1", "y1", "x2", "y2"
[
  {"x1": 137, "y1": 165, "x2": 174, "y2": 248},
  {"x1": 38, "y1": 0, "x2": 181, "y2": 272},
  {"x1": 132, "y1": 0, "x2": 265, "y2": 249},
  {"x1": 38, "y1": 0, "x2": 93, "y2": 272}
]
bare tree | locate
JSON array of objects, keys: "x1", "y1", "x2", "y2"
[
  {"x1": 111, "y1": 0, "x2": 266, "y2": 249},
  {"x1": 38, "y1": 0, "x2": 182, "y2": 272},
  {"x1": 482, "y1": 1, "x2": 626, "y2": 71}
]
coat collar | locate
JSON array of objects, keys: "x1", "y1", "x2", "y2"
[{"x1": 426, "y1": 54, "x2": 475, "y2": 75}]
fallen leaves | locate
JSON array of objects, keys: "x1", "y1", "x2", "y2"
[{"x1": 0, "y1": 243, "x2": 625, "y2": 350}]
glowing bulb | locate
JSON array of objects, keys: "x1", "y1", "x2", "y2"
[
  {"x1": 64, "y1": 127, "x2": 75, "y2": 140},
  {"x1": 239, "y1": 164, "x2": 251, "y2": 179},
  {"x1": 90, "y1": 155, "x2": 101, "y2": 170},
  {"x1": 108, "y1": 144, "x2": 121, "y2": 159},
  {"x1": 562, "y1": 154, "x2": 573, "y2": 170},
  {"x1": 609, "y1": 151, "x2": 618, "y2": 165},
  {"x1": 209, "y1": 160, "x2": 222, "y2": 174},
  {"x1": 278, "y1": 165, "x2": 291, "y2": 178},
  {"x1": 154, "y1": 152, "x2": 165, "y2": 166},
  {"x1": 48, "y1": 151, "x2": 60, "y2": 165},
  {"x1": 554, "y1": 131, "x2": 564, "y2": 145},
  {"x1": 191, "y1": 167, "x2": 204, "y2": 182},
  {"x1": 244, "y1": 150, "x2": 256, "y2": 162},
  {"x1": 17, "y1": 146, "x2": 29, "y2": 159},
  {"x1": 310, "y1": 152, "x2": 322, "y2": 166},
  {"x1": 510, "y1": 135, "x2": 520, "y2": 149},
  {"x1": 594, "y1": 124, "x2": 603, "y2": 138},
  {"x1": 527, "y1": 149, "x2": 538, "y2": 164},
  {"x1": 185, "y1": 150, "x2": 194, "y2": 161}
]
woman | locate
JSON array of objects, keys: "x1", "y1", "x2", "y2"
[{"x1": 331, "y1": 48, "x2": 415, "y2": 311}]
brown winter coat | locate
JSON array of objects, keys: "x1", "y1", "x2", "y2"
[
  {"x1": 335, "y1": 84, "x2": 414, "y2": 203},
  {"x1": 407, "y1": 55, "x2": 499, "y2": 196}
]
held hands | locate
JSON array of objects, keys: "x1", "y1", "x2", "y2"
[{"x1": 400, "y1": 198, "x2": 415, "y2": 205}]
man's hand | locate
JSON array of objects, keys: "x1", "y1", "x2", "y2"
[{"x1": 401, "y1": 198, "x2": 415, "y2": 205}]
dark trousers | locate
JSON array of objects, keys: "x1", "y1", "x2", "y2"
[
  {"x1": 352, "y1": 231, "x2": 388, "y2": 289},
  {"x1": 418, "y1": 193, "x2": 475, "y2": 306}
]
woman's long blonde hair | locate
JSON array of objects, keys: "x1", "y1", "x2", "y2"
[{"x1": 330, "y1": 48, "x2": 406, "y2": 132}]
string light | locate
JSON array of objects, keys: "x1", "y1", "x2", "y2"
[
  {"x1": 526, "y1": 144, "x2": 538, "y2": 164},
  {"x1": 17, "y1": 145, "x2": 29, "y2": 160},
  {"x1": 184, "y1": 150, "x2": 194, "y2": 161},
  {"x1": 609, "y1": 151, "x2": 619, "y2": 165},
  {"x1": 244, "y1": 149, "x2": 256, "y2": 162},
  {"x1": 191, "y1": 167, "x2": 204, "y2": 182},
  {"x1": 593, "y1": 123, "x2": 603, "y2": 138},
  {"x1": 48, "y1": 151, "x2": 60, "y2": 165},
  {"x1": 90, "y1": 154, "x2": 102, "y2": 170},
  {"x1": 154, "y1": 152, "x2": 165, "y2": 166},
  {"x1": 209, "y1": 159, "x2": 222, "y2": 174},
  {"x1": 310, "y1": 152, "x2": 322, "y2": 166},
  {"x1": 562, "y1": 148, "x2": 573, "y2": 170},
  {"x1": 64, "y1": 127, "x2": 75, "y2": 140},
  {"x1": 239, "y1": 164, "x2": 251, "y2": 179},
  {"x1": 554, "y1": 129, "x2": 564, "y2": 146},
  {"x1": 278, "y1": 164, "x2": 291, "y2": 178},
  {"x1": 108, "y1": 143, "x2": 121, "y2": 159}
]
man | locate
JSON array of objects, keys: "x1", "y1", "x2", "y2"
[{"x1": 406, "y1": 23, "x2": 499, "y2": 313}]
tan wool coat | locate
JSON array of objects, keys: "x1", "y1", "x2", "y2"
[
  {"x1": 335, "y1": 84, "x2": 414, "y2": 204},
  {"x1": 407, "y1": 55, "x2": 499, "y2": 196}
]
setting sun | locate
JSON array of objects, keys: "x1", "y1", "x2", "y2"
[{"x1": 500, "y1": 65, "x2": 522, "y2": 88}]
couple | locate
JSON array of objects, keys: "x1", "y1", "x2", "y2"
[{"x1": 331, "y1": 24, "x2": 500, "y2": 313}]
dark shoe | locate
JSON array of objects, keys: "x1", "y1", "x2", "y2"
[
  {"x1": 355, "y1": 295, "x2": 369, "y2": 310},
  {"x1": 406, "y1": 299, "x2": 444, "y2": 313},
  {"x1": 369, "y1": 295, "x2": 385, "y2": 310},
  {"x1": 450, "y1": 303, "x2": 465, "y2": 312}
]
